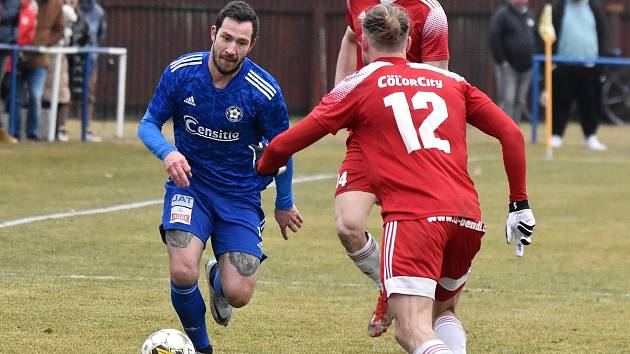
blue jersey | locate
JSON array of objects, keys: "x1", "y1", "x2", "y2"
[{"x1": 139, "y1": 52, "x2": 293, "y2": 207}]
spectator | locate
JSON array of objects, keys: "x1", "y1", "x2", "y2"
[
  {"x1": 489, "y1": 0, "x2": 537, "y2": 124},
  {"x1": 550, "y1": 0, "x2": 611, "y2": 151},
  {"x1": 43, "y1": 0, "x2": 78, "y2": 142},
  {"x1": 10, "y1": 0, "x2": 64, "y2": 141},
  {"x1": 77, "y1": 0, "x2": 105, "y2": 142},
  {"x1": 0, "y1": 0, "x2": 21, "y2": 144}
]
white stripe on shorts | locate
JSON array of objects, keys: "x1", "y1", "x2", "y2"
[
  {"x1": 438, "y1": 269, "x2": 471, "y2": 291},
  {"x1": 383, "y1": 221, "x2": 397, "y2": 280},
  {"x1": 385, "y1": 276, "x2": 437, "y2": 299}
]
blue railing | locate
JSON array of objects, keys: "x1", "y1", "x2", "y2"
[{"x1": 530, "y1": 54, "x2": 630, "y2": 143}]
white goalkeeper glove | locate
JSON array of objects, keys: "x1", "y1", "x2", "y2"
[
  {"x1": 248, "y1": 142, "x2": 286, "y2": 176},
  {"x1": 506, "y1": 200, "x2": 536, "y2": 247}
]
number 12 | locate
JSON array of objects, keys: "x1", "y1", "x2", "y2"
[{"x1": 383, "y1": 91, "x2": 451, "y2": 154}]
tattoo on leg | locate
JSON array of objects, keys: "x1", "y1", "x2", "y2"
[
  {"x1": 228, "y1": 252, "x2": 260, "y2": 277},
  {"x1": 165, "y1": 230, "x2": 194, "y2": 248}
]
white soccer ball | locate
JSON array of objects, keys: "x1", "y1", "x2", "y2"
[{"x1": 140, "y1": 328, "x2": 196, "y2": 354}]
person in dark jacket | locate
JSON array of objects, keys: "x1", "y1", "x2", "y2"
[
  {"x1": 489, "y1": 0, "x2": 537, "y2": 124},
  {"x1": 0, "y1": 0, "x2": 21, "y2": 143},
  {"x1": 550, "y1": 0, "x2": 611, "y2": 151}
]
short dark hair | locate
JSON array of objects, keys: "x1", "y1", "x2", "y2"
[{"x1": 215, "y1": 1, "x2": 259, "y2": 41}]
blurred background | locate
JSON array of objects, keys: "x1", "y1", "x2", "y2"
[{"x1": 95, "y1": 0, "x2": 630, "y2": 117}]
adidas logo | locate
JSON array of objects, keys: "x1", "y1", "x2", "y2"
[{"x1": 184, "y1": 96, "x2": 196, "y2": 106}]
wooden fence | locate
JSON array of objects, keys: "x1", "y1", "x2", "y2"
[{"x1": 95, "y1": 0, "x2": 630, "y2": 116}]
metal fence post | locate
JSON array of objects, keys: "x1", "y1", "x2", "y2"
[
  {"x1": 530, "y1": 56, "x2": 541, "y2": 143},
  {"x1": 81, "y1": 54, "x2": 92, "y2": 142},
  {"x1": 8, "y1": 48, "x2": 19, "y2": 137}
]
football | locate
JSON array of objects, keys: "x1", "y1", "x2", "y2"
[{"x1": 140, "y1": 329, "x2": 196, "y2": 354}]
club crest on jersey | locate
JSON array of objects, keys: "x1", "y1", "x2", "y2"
[{"x1": 225, "y1": 105, "x2": 243, "y2": 122}]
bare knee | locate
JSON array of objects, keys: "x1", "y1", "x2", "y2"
[
  {"x1": 165, "y1": 230, "x2": 203, "y2": 285},
  {"x1": 224, "y1": 283, "x2": 255, "y2": 308},
  {"x1": 335, "y1": 214, "x2": 365, "y2": 241},
  {"x1": 334, "y1": 192, "x2": 375, "y2": 250},
  {"x1": 220, "y1": 252, "x2": 260, "y2": 308},
  {"x1": 170, "y1": 264, "x2": 199, "y2": 285}
]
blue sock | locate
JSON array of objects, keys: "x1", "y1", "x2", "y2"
[
  {"x1": 171, "y1": 281, "x2": 211, "y2": 350},
  {"x1": 212, "y1": 266, "x2": 225, "y2": 297}
]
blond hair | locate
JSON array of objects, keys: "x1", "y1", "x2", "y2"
[{"x1": 361, "y1": 4, "x2": 409, "y2": 50}]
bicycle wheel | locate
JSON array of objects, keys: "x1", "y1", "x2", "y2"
[{"x1": 601, "y1": 68, "x2": 630, "y2": 125}]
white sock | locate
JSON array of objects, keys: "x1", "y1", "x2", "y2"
[
  {"x1": 413, "y1": 339, "x2": 453, "y2": 354},
  {"x1": 434, "y1": 315, "x2": 466, "y2": 354},
  {"x1": 347, "y1": 231, "x2": 381, "y2": 290}
]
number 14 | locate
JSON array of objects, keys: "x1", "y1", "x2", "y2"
[{"x1": 383, "y1": 91, "x2": 451, "y2": 154}]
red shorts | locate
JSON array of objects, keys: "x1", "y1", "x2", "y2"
[
  {"x1": 381, "y1": 217, "x2": 485, "y2": 301},
  {"x1": 335, "y1": 138, "x2": 374, "y2": 196}
]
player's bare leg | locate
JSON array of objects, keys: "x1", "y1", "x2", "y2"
[
  {"x1": 389, "y1": 294, "x2": 452, "y2": 354},
  {"x1": 166, "y1": 230, "x2": 213, "y2": 353},
  {"x1": 433, "y1": 293, "x2": 466, "y2": 354},
  {"x1": 217, "y1": 252, "x2": 260, "y2": 307},
  {"x1": 204, "y1": 251, "x2": 260, "y2": 327},
  {"x1": 167, "y1": 231, "x2": 205, "y2": 285},
  {"x1": 335, "y1": 190, "x2": 391, "y2": 336}
]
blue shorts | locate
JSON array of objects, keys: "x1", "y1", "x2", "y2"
[{"x1": 160, "y1": 181, "x2": 266, "y2": 260}]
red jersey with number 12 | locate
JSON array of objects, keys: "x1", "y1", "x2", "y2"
[
  {"x1": 345, "y1": 0, "x2": 449, "y2": 68},
  {"x1": 312, "y1": 57, "x2": 493, "y2": 222}
]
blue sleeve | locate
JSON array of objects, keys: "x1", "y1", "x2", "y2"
[
  {"x1": 274, "y1": 158, "x2": 294, "y2": 210},
  {"x1": 260, "y1": 88, "x2": 293, "y2": 210},
  {"x1": 137, "y1": 65, "x2": 178, "y2": 160},
  {"x1": 137, "y1": 111, "x2": 177, "y2": 160}
]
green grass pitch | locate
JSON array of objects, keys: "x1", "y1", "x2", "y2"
[{"x1": 0, "y1": 120, "x2": 629, "y2": 353}]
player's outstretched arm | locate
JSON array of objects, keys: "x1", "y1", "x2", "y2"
[
  {"x1": 334, "y1": 27, "x2": 357, "y2": 86},
  {"x1": 467, "y1": 97, "x2": 528, "y2": 202},
  {"x1": 256, "y1": 117, "x2": 329, "y2": 176},
  {"x1": 274, "y1": 206, "x2": 304, "y2": 240},
  {"x1": 249, "y1": 142, "x2": 287, "y2": 176},
  {"x1": 468, "y1": 95, "x2": 536, "y2": 253}
]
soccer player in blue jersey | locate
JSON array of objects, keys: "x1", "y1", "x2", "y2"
[{"x1": 137, "y1": 2, "x2": 303, "y2": 353}]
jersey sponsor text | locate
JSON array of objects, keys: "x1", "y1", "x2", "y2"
[
  {"x1": 184, "y1": 115, "x2": 240, "y2": 142},
  {"x1": 378, "y1": 75, "x2": 443, "y2": 89}
]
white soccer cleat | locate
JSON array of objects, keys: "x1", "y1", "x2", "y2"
[
  {"x1": 205, "y1": 258, "x2": 232, "y2": 326},
  {"x1": 585, "y1": 135, "x2": 607, "y2": 151}
]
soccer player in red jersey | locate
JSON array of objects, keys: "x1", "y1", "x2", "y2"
[
  {"x1": 254, "y1": 5, "x2": 535, "y2": 354},
  {"x1": 335, "y1": 0, "x2": 450, "y2": 338}
]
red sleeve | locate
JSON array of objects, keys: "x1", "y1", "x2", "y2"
[
  {"x1": 467, "y1": 87, "x2": 528, "y2": 202},
  {"x1": 418, "y1": 7, "x2": 450, "y2": 62},
  {"x1": 257, "y1": 117, "x2": 329, "y2": 176},
  {"x1": 258, "y1": 68, "x2": 366, "y2": 175},
  {"x1": 344, "y1": 1, "x2": 354, "y2": 30}
]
